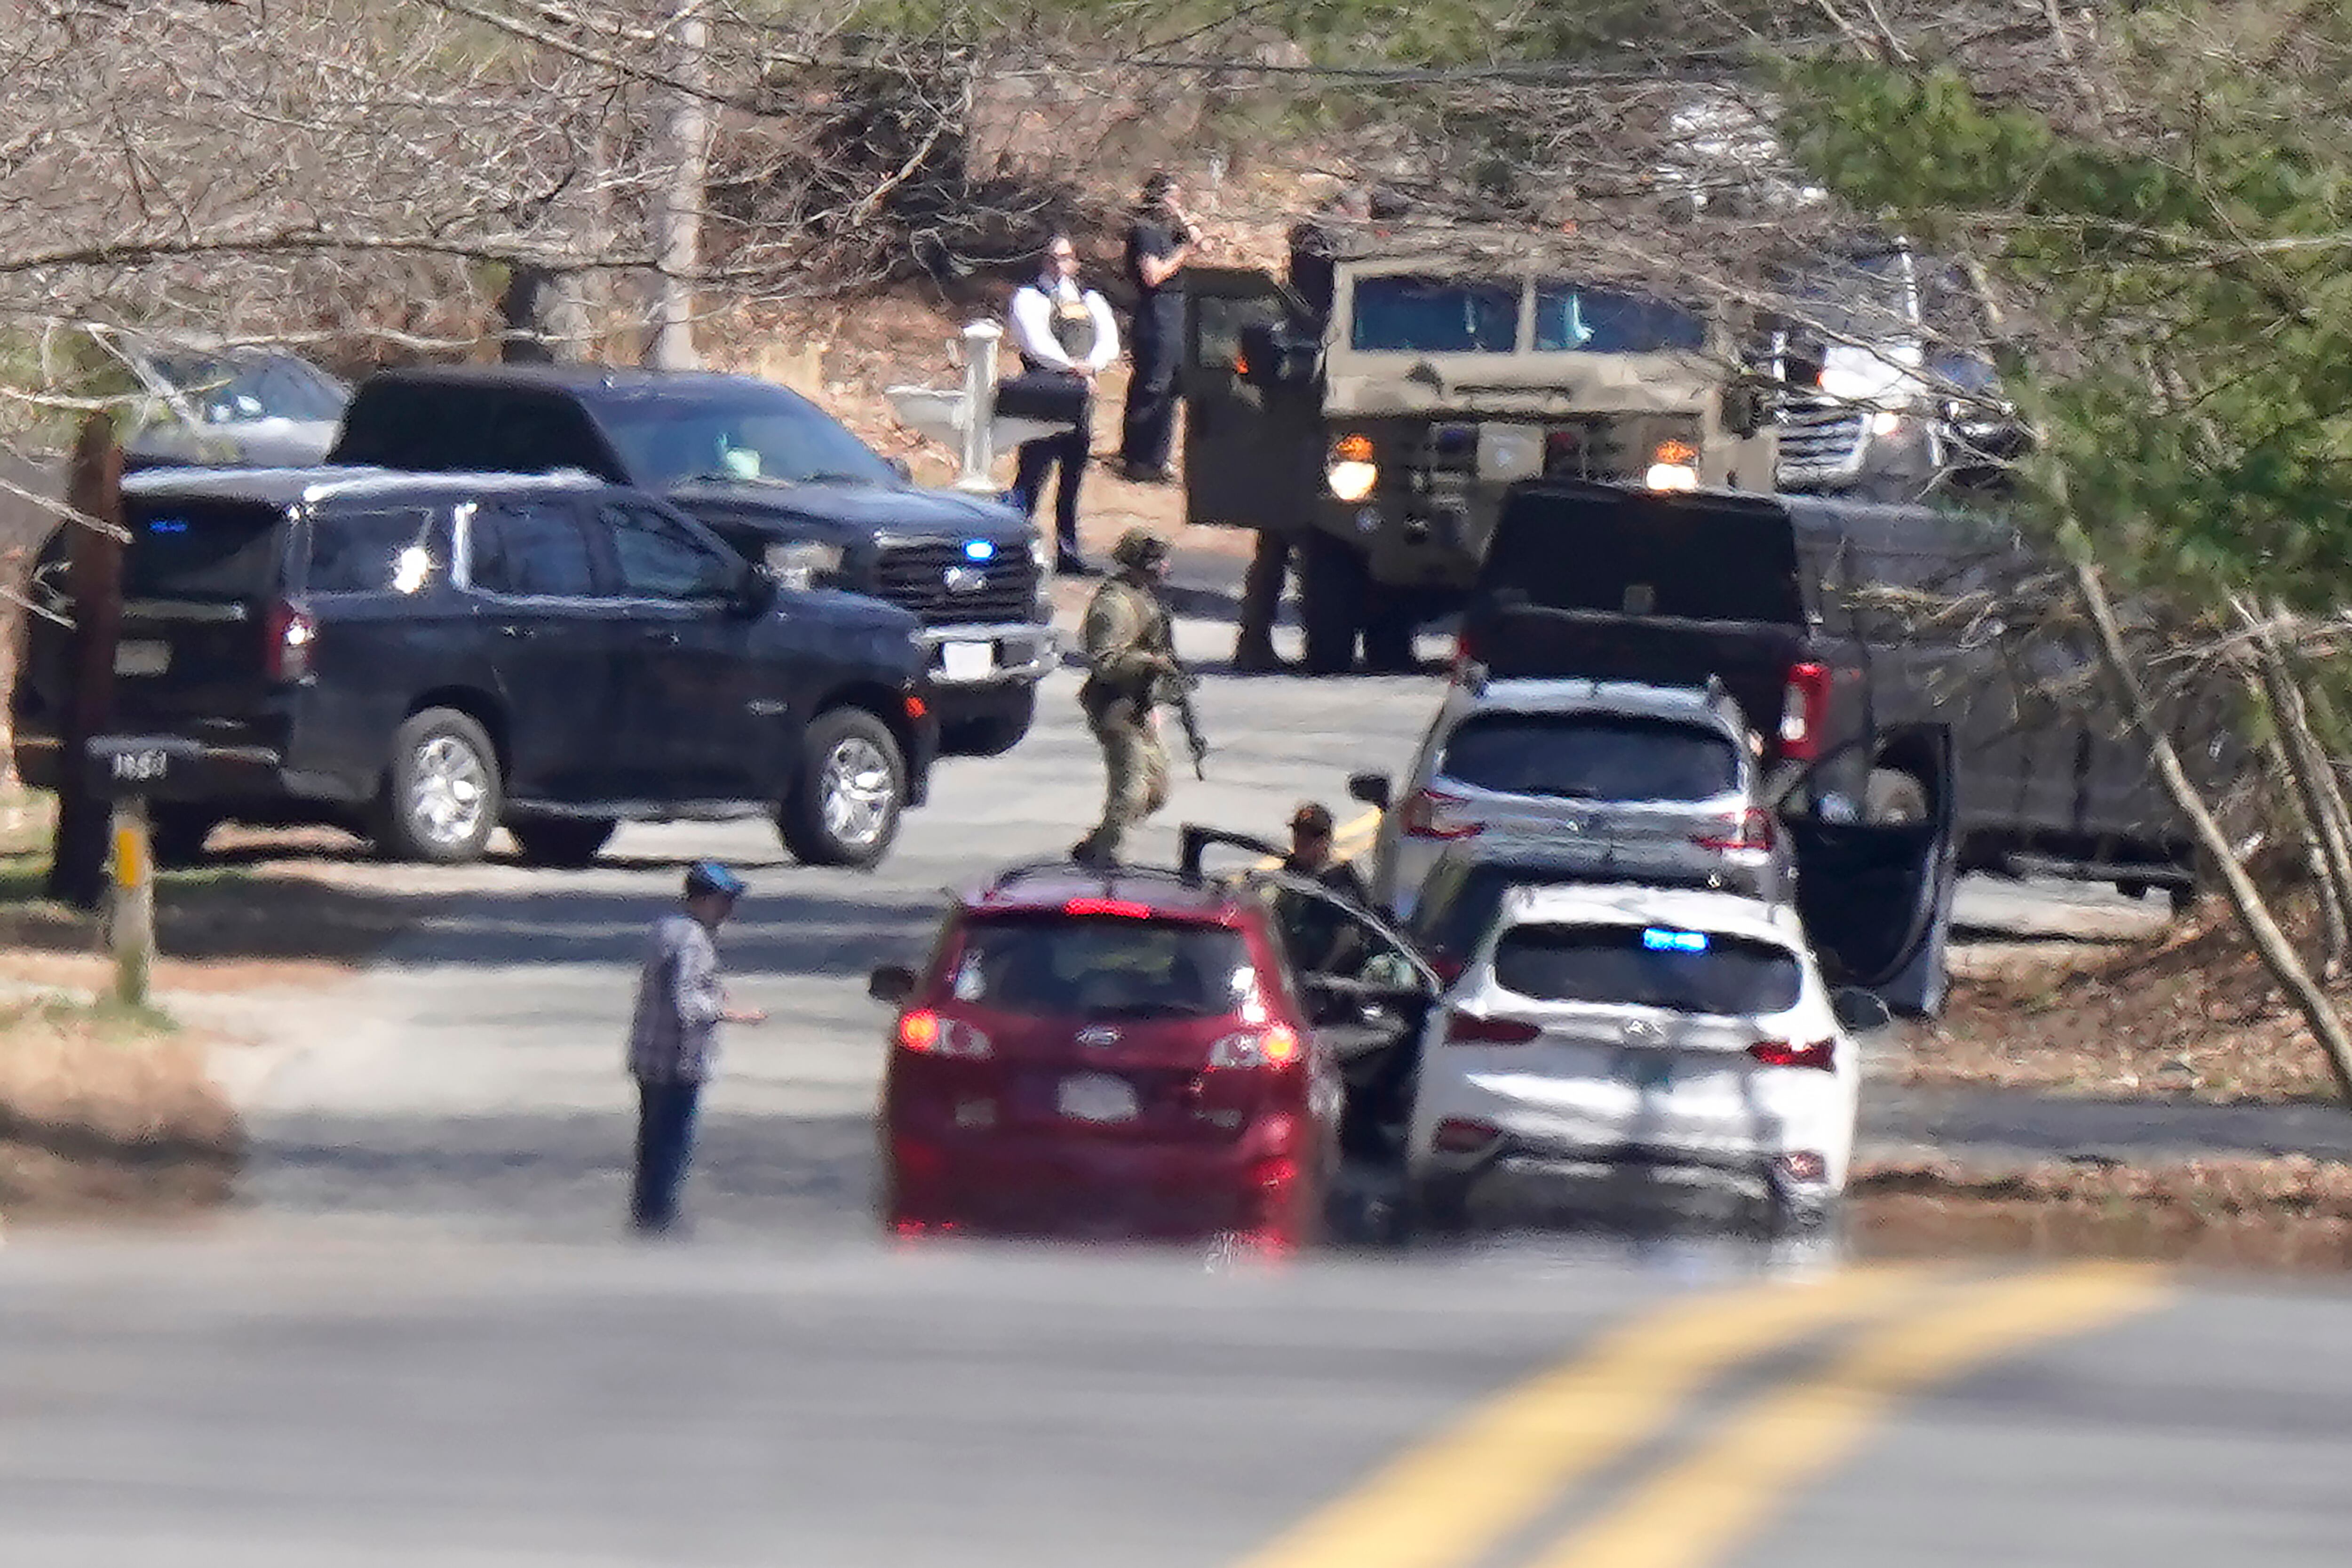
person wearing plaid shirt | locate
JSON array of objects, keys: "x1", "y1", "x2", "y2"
[{"x1": 625, "y1": 860, "x2": 765, "y2": 1234}]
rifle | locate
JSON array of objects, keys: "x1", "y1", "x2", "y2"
[{"x1": 1148, "y1": 617, "x2": 1210, "y2": 780}]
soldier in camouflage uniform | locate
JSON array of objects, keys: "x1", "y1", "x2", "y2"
[{"x1": 1071, "y1": 528, "x2": 1182, "y2": 867}]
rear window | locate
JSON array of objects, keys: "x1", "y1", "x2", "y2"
[
  {"x1": 123, "y1": 497, "x2": 286, "y2": 602},
  {"x1": 306, "y1": 506, "x2": 443, "y2": 595},
  {"x1": 1493, "y1": 922, "x2": 1804, "y2": 1015},
  {"x1": 1480, "y1": 491, "x2": 1805, "y2": 624},
  {"x1": 947, "y1": 913, "x2": 1254, "y2": 1019},
  {"x1": 1438, "y1": 713, "x2": 1738, "y2": 801}
]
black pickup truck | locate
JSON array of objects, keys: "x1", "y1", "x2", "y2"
[
  {"x1": 1458, "y1": 477, "x2": 2236, "y2": 906},
  {"x1": 327, "y1": 365, "x2": 1055, "y2": 757}
]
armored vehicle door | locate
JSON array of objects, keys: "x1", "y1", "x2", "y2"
[{"x1": 1180, "y1": 266, "x2": 1316, "y2": 534}]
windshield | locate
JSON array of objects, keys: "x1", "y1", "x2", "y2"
[
  {"x1": 146, "y1": 351, "x2": 348, "y2": 425},
  {"x1": 596, "y1": 386, "x2": 900, "y2": 489},
  {"x1": 947, "y1": 914, "x2": 1255, "y2": 1019},
  {"x1": 1493, "y1": 922, "x2": 1803, "y2": 1015},
  {"x1": 1348, "y1": 275, "x2": 1519, "y2": 353},
  {"x1": 1438, "y1": 713, "x2": 1740, "y2": 802},
  {"x1": 1533, "y1": 284, "x2": 1708, "y2": 353},
  {"x1": 123, "y1": 497, "x2": 286, "y2": 602}
]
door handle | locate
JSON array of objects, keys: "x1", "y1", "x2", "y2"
[
  {"x1": 499, "y1": 624, "x2": 534, "y2": 640},
  {"x1": 644, "y1": 628, "x2": 680, "y2": 646}
]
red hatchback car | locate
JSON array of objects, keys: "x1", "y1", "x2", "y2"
[{"x1": 866, "y1": 861, "x2": 1348, "y2": 1250}]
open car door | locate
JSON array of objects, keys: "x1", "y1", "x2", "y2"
[
  {"x1": 1179, "y1": 266, "x2": 1314, "y2": 534},
  {"x1": 1772, "y1": 730, "x2": 1960, "y2": 1019},
  {"x1": 1181, "y1": 825, "x2": 1444, "y2": 1164}
]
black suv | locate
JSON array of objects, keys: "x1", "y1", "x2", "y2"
[
  {"x1": 11, "y1": 466, "x2": 938, "y2": 869},
  {"x1": 326, "y1": 365, "x2": 1055, "y2": 757}
]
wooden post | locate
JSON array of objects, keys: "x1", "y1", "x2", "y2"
[
  {"x1": 46, "y1": 413, "x2": 126, "y2": 912},
  {"x1": 108, "y1": 796, "x2": 153, "y2": 1008}
]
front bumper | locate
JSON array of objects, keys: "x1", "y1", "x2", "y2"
[{"x1": 914, "y1": 620, "x2": 1058, "y2": 688}]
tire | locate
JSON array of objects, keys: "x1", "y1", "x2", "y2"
[
  {"x1": 509, "y1": 817, "x2": 617, "y2": 868},
  {"x1": 2167, "y1": 883, "x2": 2201, "y2": 917},
  {"x1": 1300, "y1": 533, "x2": 1366, "y2": 676},
  {"x1": 1406, "y1": 1174, "x2": 1473, "y2": 1242},
  {"x1": 780, "y1": 706, "x2": 907, "y2": 868},
  {"x1": 943, "y1": 686, "x2": 1037, "y2": 759},
  {"x1": 148, "y1": 805, "x2": 218, "y2": 869},
  {"x1": 378, "y1": 708, "x2": 503, "y2": 865},
  {"x1": 1864, "y1": 767, "x2": 1930, "y2": 825}
]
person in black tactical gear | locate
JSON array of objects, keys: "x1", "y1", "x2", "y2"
[
  {"x1": 1007, "y1": 233, "x2": 1122, "y2": 575},
  {"x1": 1117, "y1": 172, "x2": 1207, "y2": 485},
  {"x1": 1276, "y1": 800, "x2": 1372, "y2": 973}
]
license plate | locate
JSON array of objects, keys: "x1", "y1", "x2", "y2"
[
  {"x1": 1621, "y1": 1051, "x2": 1676, "y2": 1090},
  {"x1": 939, "y1": 641, "x2": 994, "y2": 682},
  {"x1": 1057, "y1": 1072, "x2": 1139, "y2": 1123},
  {"x1": 115, "y1": 640, "x2": 170, "y2": 677}
]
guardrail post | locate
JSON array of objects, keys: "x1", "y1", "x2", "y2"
[
  {"x1": 953, "y1": 320, "x2": 1003, "y2": 494},
  {"x1": 107, "y1": 796, "x2": 152, "y2": 1008}
]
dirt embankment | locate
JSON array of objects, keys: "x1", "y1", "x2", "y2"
[{"x1": 0, "y1": 995, "x2": 243, "y2": 1223}]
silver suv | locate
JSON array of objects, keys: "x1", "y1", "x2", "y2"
[{"x1": 1351, "y1": 675, "x2": 1789, "y2": 923}]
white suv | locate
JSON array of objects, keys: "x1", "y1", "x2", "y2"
[
  {"x1": 1354, "y1": 676, "x2": 1787, "y2": 923},
  {"x1": 1403, "y1": 882, "x2": 1894, "y2": 1235}
]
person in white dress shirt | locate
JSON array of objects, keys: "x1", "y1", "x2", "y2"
[{"x1": 1006, "y1": 233, "x2": 1120, "y2": 574}]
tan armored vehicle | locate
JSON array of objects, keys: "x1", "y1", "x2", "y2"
[{"x1": 1178, "y1": 234, "x2": 1778, "y2": 673}]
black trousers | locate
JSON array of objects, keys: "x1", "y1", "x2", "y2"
[
  {"x1": 1120, "y1": 328, "x2": 1180, "y2": 472},
  {"x1": 1011, "y1": 400, "x2": 1089, "y2": 563},
  {"x1": 630, "y1": 1076, "x2": 704, "y2": 1232}
]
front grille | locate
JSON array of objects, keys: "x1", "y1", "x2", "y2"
[
  {"x1": 870, "y1": 540, "x2": 1039, "y2": 625},
  {"x1": 1776, "y1": 401, "x2": 1865, "y2": 472}
]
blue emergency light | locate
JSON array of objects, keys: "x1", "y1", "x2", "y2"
[
  {"x1": 1642, "y1": 927, "x2": 1709, "y2": 953},
  {"x1": 149, "y1": 518, "x2": 188, "y2": 534},
  {"x1": 962, "y1": 538, "x2": 996, "y2": 562}
]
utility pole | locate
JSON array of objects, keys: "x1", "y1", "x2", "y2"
[
  {"x1": 644, "y1": 0, "x2": 711, "y2": 370},
  {"x1": 46, "y1": 412, "x2": 126, "y2": 912}
]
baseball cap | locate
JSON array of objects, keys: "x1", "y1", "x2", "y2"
[{"x1": 685, "y1": 860, "x2": 746, "y2": 900}]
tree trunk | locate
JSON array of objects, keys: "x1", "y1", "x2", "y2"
[
  {"x1": 46, "y1": 414, "x2": 126, "y2": 911},
  {"x1": 2073, "y1": 555, "x2": 2352, "y2": 1102},
  {"x1": 643, "y1": 1, "x2": 710, "y2": 371},
  {"x1": 2257, "y1": 618, "x2": 2352, "y2": 938},
  {"x1": 2265, "y1": 730, "x2": 2347, "y2": 976}
]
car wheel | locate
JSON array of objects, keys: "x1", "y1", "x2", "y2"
[
  {"x1": 380, "y1": 708, "x2": 503, "y2": 865},
  {"x1": 780, "y1": 707, "x2": 906, "y2": 868},
  {"x1": 509, "y1": 817, "x2": 618, "y2": 868},
  {"x1": 943, "y1": 687, "x2": 1037, "y2": 759},
  {"x1": 149, "y1": 805, "x2": 218, "y2": 868},
  {"x1": 1864, "y1": 767, "x2": 1930, "y2": 825}
]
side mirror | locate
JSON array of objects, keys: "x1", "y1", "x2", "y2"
[
  {"x1": 1347, "y1": 771, "x2": 1392, "y2": 811},
  {"x1": 1237, "y1": 320, "x2": 1318, "y2": 387},
  {"x1": 887, "y1": 456, "x2": 914, "y2": 483},
  {"x1": 868, "y1": 964, "x2": 916, "y2": 1005},
  {"x1": 1832, "y1": 987, "x2": 1894, "y2": 1035}
]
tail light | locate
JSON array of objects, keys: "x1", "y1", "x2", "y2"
[
  {"x1": 1433, "y1": 1117, "x2": 1500, "y2": 1153},
  {"x1": 1748, "y1": 1038, "x2": 1836, "y2": 1071},
  {"x1": 896, "y1": 1009, "x2": 993, "y2": 1059},
  {"x1": 1208, "y1": 1025, "x2": 1301, "y2": 1068},
  {"x1": 1400, "y1": 788, "x2": 1482, "y2": 841},
  {"x1": 1780, "y1": 661, "x2": 1832, "y2": 761},
  {"x1": 1444, "y1": 1011, "x2": 1541, "y2": 1045},
  {"x1": 1695, "y1": 807, "x2": 1776, "y2": 854},
  {"x1": 1063, "y1": 897, "x2": 1154, "y2": 918},
  {"x1": 263, "y1": 600, "x2": 317, "y2": 682},
  {"x1": 1449, "y1": 627, "x2": 1480, "y2": 685}
]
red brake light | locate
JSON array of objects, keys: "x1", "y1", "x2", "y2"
[
  {"x1": 1694, "y1": 807, "x2": 1776, "y2": 854},
  {"x1": 1400, "y1": 788, "x2": 1483, "y2": 841},
  {"x1": 1748, "y1": 1037, "x2": 1836, "y2": 1071},
  {"x1": 264, "y1": 600, "x2": 317, "y2": 682},
  {"x1": 1063, "y1": 897, "x2": 1155, "y2": 918},
  {"x1": 1780, "y1": 661, "x2": 1832, "y2": 761},
  {"x1": 1444, "y1": 1011, "x2": 1542, "y2": 1045}
]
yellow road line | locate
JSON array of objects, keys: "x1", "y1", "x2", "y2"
[
  {"x1": 1229, "y1": 1265, "x2": 1942, "y2": 1568},
  {"x1": 1528, "y1": 1260, "x2": 2171, "y2": 1568}
]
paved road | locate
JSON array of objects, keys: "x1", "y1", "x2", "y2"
[
  {"x1": 4, "y1": 1233, "x2": 2351, "y2": 1566},
  {"x1": 146, "y1": 606, "x2": 2212, "y2": 1246}
]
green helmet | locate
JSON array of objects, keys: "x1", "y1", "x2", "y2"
[{"x1": 1111, "y1": 528, "x2": 1170, "y2": 571}]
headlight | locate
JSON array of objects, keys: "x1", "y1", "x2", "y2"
[
  {"x1": 766, "y1": 540, "x2": 844, "y2": 590},
  {"x1": 1326, "y1": 433, "x2": 1378, "y2": 501},
  {"x1": 1644, "y1": 463, "x2": 1700, "y2": 492}
]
